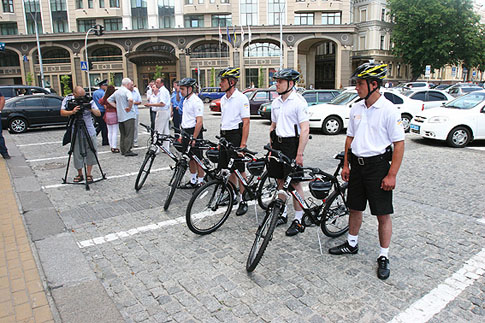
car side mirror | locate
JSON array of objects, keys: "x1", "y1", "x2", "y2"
[{"x1": 349, "y1": 104, "x2": 352, "y2": 108}]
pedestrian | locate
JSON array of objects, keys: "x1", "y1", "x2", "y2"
[
  {"x1": 328, "y1": 62, "x2": 405, "y2": 280},
  {"x1": 171, "y1": 80, "x2": 184, "y2": 137},
  {"x1": 147, "y1": 80, "x2": 156, "y2": 129},
  {"x1": 218, "y1": 67, "x2": 251, "y2": 216},
  {"x1": 178, "y1": 78, "x2": 205, "y2": 188},
  {"x1": 0, "y1": 91, "x2": 10, "y2": 159},
  {"x1": 107, "y1": 78, "x2": 137, "y2": 156},
  {"x1": 92, "y1": 79, "x2": 109, "y2": 146},
  {"x1": 267, "y1": 69, "x2": 310, "y2": 236},
  {"x1": 146, "y1": 85, "x2": 171, "y2": 150},
  {"x1": 132, "y1": 85, "x2": 142, "y2": 147},
  {"x1": 98, "y1": 85, "x2": 119, "y2": 153}
]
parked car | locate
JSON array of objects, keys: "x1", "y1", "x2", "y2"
[
  {"x1": 198, "y1": 87, "x2": 225, "y2": 103},
  {"x1": 209, "y1": 88, "x2": 257, "y2": 112},
  {"x1": 0, "y1": 94, "x2": 66, "y2": 133},
  {"x1": 433, "y1": 84, "x2": 453, "y2": 91},
  {"x1": 402, "y1": 89, "x2": 454, "y2": 109},
  {"x1": 447, "y1": 85, "x2": 483, "y2": 98},
  {"x1": 248, "y1": 88, "x2": 279, "y2": 115},
  {"x1": 258, "y1": 89, "x2": 341, "y2": 119},
  {"x1": 308, "y1": 89, "x2": 422, "y2": 134},
  {"x1": 410, "y1": 90, "x2": 485, "y2": 148},
  {"x1": 0, "y1": 85, "x2": 55, "y2": 100}
]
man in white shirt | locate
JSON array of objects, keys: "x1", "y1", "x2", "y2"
[
  {"x1": 145, "y1": 84, "x2": 171, "y2": 150},
  {"x1": 179, "y1": 78, "x2": 205, "y2": 187},
  {"x1": 218, "y1": 67, "x2": 251, "y2": 215},
  {"x1": 268, "y1": 69, "x2": 310, "y2": 236},
  {"x1": 132, "y1": 85, "x2": 142, "y2": 147},
  {"x1": 328, "y1": 62, "x2": 405, "y2": 280}
]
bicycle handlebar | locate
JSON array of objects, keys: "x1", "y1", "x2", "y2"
[{"x1": 216, "y1": 136, "x2": 258, "y2": 157}]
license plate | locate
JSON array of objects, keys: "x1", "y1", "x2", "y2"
[{"x1": 410, "y1": 124, "x2": 420, "y2": 133}]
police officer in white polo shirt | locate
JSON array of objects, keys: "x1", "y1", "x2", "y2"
[
  {"x1": 218, "y1": 67, "x2": 251, "y2": 216},
  {"x1": 328, "y1": 62, "x2": 405, "y2": 280},
  {"x1": 179, "y1": 78, "x2": 205, "y2": 188},
  {"x1": 267, "y1": 69, "x2": 310, "y2": 237}
]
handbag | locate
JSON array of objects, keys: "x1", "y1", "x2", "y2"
[{"x1": 62, "y1": 118, "x2": 73, "y2": 146}]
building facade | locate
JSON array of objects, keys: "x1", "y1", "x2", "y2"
[{"x1": 0, "y1": 0, "x2": 482, "y2": 94}]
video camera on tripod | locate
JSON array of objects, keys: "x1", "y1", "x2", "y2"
[{"x1": 66, "y1": 95, "x2": 92, "y2": 114}]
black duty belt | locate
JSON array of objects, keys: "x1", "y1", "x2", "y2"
[
  {"x1": 275, "y1": 136, "x2": 299, "y2": 144},
  {"x1": 351, "y1": 153, "x2": 388, "y2": 166},
  {"x1": 220, "y1": 128, "x2": 241, "y2": 136}
]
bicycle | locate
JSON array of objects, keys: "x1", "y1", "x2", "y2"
[
  {"x1": 185, "y1": 137, "x2": 276, "y2": 235},
  {"x1": 246, "y1": 144, "x2": 350, "y2": 272}
]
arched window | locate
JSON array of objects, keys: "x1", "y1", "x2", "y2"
[
  {"x1": 192, "y1": 43, "x2": 229, "y2": 58},
  {"x1": 140, "y1": 43, "x2": 175, "y2": 55},
  {"x1": 0, "y1": 50, "x2": 20, "y2": 67},
  {"x1": 90, "y1": 46, "x2": 122, "y2": 62},
  {"x1": 36, "y1": 47, "x2": 70, "y2": 64},
  {"x1": 244, "y1": 42, "x2": 280, "y2": 57}
]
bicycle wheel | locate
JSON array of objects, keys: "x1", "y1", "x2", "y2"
[
  {"x1": 163, "y1": 164, "x2": 186, "y2": 210},
  {"x1": 186, "y1": 180, "x2": 235, "y2": 235},
  {"x1": 135, "y1": 151, "x2": 156, "y2": 191},
  {"x1": 321, "y1": 182, "x2": 349, "y2": 237},
  {"x1": 256, "y1": 171, "x2": 278, "y2": 210},
  {"x1": 246, "y1": 202, "x2": 280, "y2": 272}
]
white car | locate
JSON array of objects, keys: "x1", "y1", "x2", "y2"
[
  {"x1": 402, "y1": 89, "x2": 454, "y2": 109},
  {"x1": 409, "y1": 90, "x2": 485, "y2": 148},
  {"x1": 308, "y1": 89, "x2": 422, "y2": 134}
]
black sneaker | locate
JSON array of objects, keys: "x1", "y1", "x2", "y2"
[
  {"x1": 276, "y1": 216, "x2": 287, "y2": 226},
  {"x1": 328, "y1": 241, "x2": 359, "y2": 255},
  {"x1": 180, "y1": 181, "x2": 197, "y2": 189},
  {"x1": 285, "y1": 220, "x2": 304, "y2": 236},
  {"x1": 1, "y1": 153, "x2": 11, "y2": 159},
  {"x1": 236, "y1": 201, "x2": 248, "y2": 216},
  {"x1": 377, "y1": 256, "x2": 390, "y2": 280}
]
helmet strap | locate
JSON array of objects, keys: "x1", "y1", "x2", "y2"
[
  {"x1": 224, "y1": 78, "x2": 235, "y2": 93},
  {"x1": 364, "y1": 79, "x2": 378, "y2": 103},
  {"x1": 278, "y1": 80, "x2": 294, "y2": 96}
]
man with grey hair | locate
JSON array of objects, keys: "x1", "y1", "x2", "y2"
[{"x1": 108, "y1": 78, "x2": 137, "y2": 156}]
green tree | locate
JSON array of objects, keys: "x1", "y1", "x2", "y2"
[
  {"x1": 388, "y1": 0, "x2": 483, "y2": 80},
  {"x1": 109, "y1": 72, "x2": 115, "y2": 86},
  {"x1": 210, "y1": 67, "x2": 216, "y2": 87},
  {"x1": 26, "y1": 73, "x2": 33, "y2": 86},
  {"x1": 258, "y1": 67, "x2": 265, "y2": 88},
  {"x1": 60, "y1": 75, "x2": 72, "y2": 96},
  {"x1": 154, "y1": 65, "x2": 164, "y2": 80}
]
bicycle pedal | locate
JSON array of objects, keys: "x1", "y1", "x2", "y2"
[{"x1": 297, "y1": 223, "x2": 305, "y2": 233}]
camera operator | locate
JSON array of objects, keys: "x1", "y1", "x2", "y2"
[{"x1": 60, "y1": 86, "x2": 101, "y2": 183}]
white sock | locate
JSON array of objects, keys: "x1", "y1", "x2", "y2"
[
  {"x1": 197, "y1": 176, "x2": 204, "y2": 183},
  {"x1": 240, "y1": 193, "x2": 244, "y2": 202},
  {"x1": 190, "y1": 173, "x2": 197, "y2": 184},
  {"x1": 379, "y1": 247, "x2": 389, "y2": 259},
  {"x1": 294, "y1": 210, "x2": 303, "y2": 222},
  {"x1": 347, "y1": 234, "x2": 358, "y2": 247},
  {"x1": 282, "y1": 205, "x2": 288, "y2": 218}
]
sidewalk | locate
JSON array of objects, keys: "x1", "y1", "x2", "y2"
[{"x1": 0, "y1": 159, "x2": 54, "y2": 322}]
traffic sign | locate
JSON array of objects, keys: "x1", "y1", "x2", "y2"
[
  {"x1": 451, "y1": 66, "x2": 457, "y2": 77},
  {"x1": 0, "y1": 42, "x2": 5, "y2": 51},
  {"x1": 81, "y1": 61, "x2": 88, "y2": 71},
  {"x1": 472, "y1": 70, "x2": 477, "y2": 77},
  {"x1": 425, "y1": 65, "x2": 431, "y2": 77}
]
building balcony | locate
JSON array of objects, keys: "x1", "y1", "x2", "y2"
[{"x1": 72, "y1": 7, "x2": 122, "y2": 19}]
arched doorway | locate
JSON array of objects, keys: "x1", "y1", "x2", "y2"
[
  {"x1": 0, "y1": 49, "x2": 22, "y2": 85},
  {"x1": 88, "y1": 45, "x2": 123, "y2": 87},
  {"x1": 297, "y1": 38, "x2": 339, "y2": 89},
  {"x1": 243, "y1": 40, "x2": 281, "y2": 88},
  {"x1": 127, "y1": 42, "x2": 177, "y2": 94},
  {"x1": 33, "y1": 46, "x2": 72, "y2": 93}
]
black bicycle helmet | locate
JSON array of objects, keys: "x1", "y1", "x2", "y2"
[
  {"x1": 179, "y1": 78, "x2": 197, "y2": 88},
  {"x1": 309, "y1": 179, "x2": 332, "y2": 200},
  {"x1": 351, "y1": 62, "x2": 387, "y2": 102},
  {"x1": 273, "y1": 68, "x2": 300, "y2": 82},
  {"x1": 218, "y1": 67, "x2": 240, "y2": 79}
]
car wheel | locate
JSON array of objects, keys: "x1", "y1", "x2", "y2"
[
  {"x1": 446, "y1": 126, "x2": 471, "y2": 148},
  {"x1": 204, "y1": 98, "x2": 210, "y2": 103},
  {"x1": 401, "y1": 114, "x2": 412, "y2": 133},
  {"x1": 9, "y1": 117, "x2": 28, "y2": 134},
  {"x1": 322, "y1": 116, "x2": 342, "y2": 135}
]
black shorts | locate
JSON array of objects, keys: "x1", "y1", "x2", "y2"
[
  {"x1": 347, "y1": 157, "x2": 393, "y2": 216},
  {"x1": 181, "y1": 127, "x2": 203, "y2": 159},
  {"x1": 267, "y1": 138, "x2": 298, "y2": 179},
  {"x1": 218, "y1": 130, "x2": 246, "y2": 173}
]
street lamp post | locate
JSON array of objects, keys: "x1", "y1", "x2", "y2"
[
  {"x1": 279, "y1": 2, "x2": 285, "y2": 70},
  {"x1": 25, "y1": 0, "x2": 45, "y2": 88},
  {"x1": 84, "y1": 24, "x2": 104, "y2": 97}
]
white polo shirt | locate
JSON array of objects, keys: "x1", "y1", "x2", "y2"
[
  {"x1": 159, "y1": 86, "x2": 171, "y2": 110},
  {"x1": 181, "y1": 93, "x2": 204, "y2": 129},
  {"x1": 220, "y1": 89, "x2": 250, "y2": 130},
  {"x1": 347, "y1": 94, "x2": 405, "y2": 157},
  {"x1": 271, "y1": 90, "x2": 309, "y2": 137}
]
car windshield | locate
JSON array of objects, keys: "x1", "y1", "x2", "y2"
[
  {"x1": 329, "y1": 92, "x2": 358, "y2": 105},
  {"x1": 402, "y1": 90, "x2": 417, "y2": 97},
  {"x1": 445, "y1": 92, "x2": 485, "y2": 109},
  {"x1": 244, "y1": 91, "x2": 253, "y2": 98}
]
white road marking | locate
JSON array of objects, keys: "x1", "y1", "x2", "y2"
[
  {"x1": 389, "y1": 248, "x2": 485, "y2": 323},
  {"x1": 41, "y1": 167, "x2": 170, "y2": 189},
  {"x1": 18, "y1": 141, "x2": 62, "y2": 147},
  {"x1": 468, "y1": 146, "x2": 485, "y2": 151},
  {"x1": 26, "y1": 146, "x2": 149, "y2": 162}
]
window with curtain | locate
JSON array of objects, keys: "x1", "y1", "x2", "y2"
[
  {"x1": 0, "y1": 23, "x2": 18, "y2": 35},
  {"x1": 104, "y1": 18, "x2": 122, "y2": 31},
  {"x1": 2, "y1": 0, "x2": 14, "y2": 12},
  {"x1": 240, "y1": 0, "x2": 257, "y2": 25},
  {"x1": 184, "y1": 15, "x2": 204, "y2": 28},
  {"x1": 77, "y1": 19, "x2": 96, "y2": 32},
  {"x1": 268, "y1": 0, "x2": 285, "y2": 25},
  {"x1": 158, "y1": 0, "x2": 175, "y2": 28},
  {"x1": 211, "y1": 14, "x2": 231, "y2": 27},
  {"x1": 294, "y1": 13, "x2": 314, "y2": 25},
  {"x1": 322, "y1": 12, "x2": 341, "y2": 25}
]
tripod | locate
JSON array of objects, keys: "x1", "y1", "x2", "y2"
[{"x1": 62, "y1": 113, "x2": 106, "y2": 190}]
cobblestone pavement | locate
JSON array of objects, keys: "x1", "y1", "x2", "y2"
[{"x1": 5, "y1": 106, "x2": 485, "y2": 322}]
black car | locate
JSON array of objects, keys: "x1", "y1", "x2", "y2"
[
  {"x1": 1, "y1": 94, "x2": 66, "y2": 133},
  {"x1": 0, "y1": 85, "x2": 56, "y2": 100},
  {"x1": 248, "y1": 89, "x2": 279, "y2": 115}
]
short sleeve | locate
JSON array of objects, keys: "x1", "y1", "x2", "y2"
[
  {"x1": 195, "y1": 101, "x2": 204, "y2": 117},
  {"x1": 240, "y1": 95, "x2": 250, "y2": 119},
  {"x1": 270, "y1": 101, "x2": 277, "y2": 123},
  {"x1": 90, "y1": 100, "x2": 99, "y2": 110},
  {"x1": 126, "y1": 89, "x2": 133, "y2": 100},
  {"x1": 107, "y1": 93, "x2": 115, "y2": 103},
  {"x1": 387, "y1": 108, "x2": 405, "y2": 142},
  {"x1": 61, "y1": 96, "x2": 69, "y2": 110},
  {"x1": 346, "y1": 108, "x2": 355, "y2": 137},
  {"x1": 297, "y1": 100, "x2": 309, "y2": 124}
]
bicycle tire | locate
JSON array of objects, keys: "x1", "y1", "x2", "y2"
[
  {"x1": 256, "y1": 171, "x2": 278, "y2": 210},
  {"x1": 246, "y1": 202, "x2": 280, "y2": 272},
  {"x1": 321, "y1": 182, "x2": 349, "y2": 237},
  {"x1": 186, "y1": 180, "x2": 235, "y2": 235},
  {"x1": 163, "y1": 164, "x2": 186, "y2": 210},
  {"x1": 134, "y1": 151, "x2": 156, "y2": 191}
]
